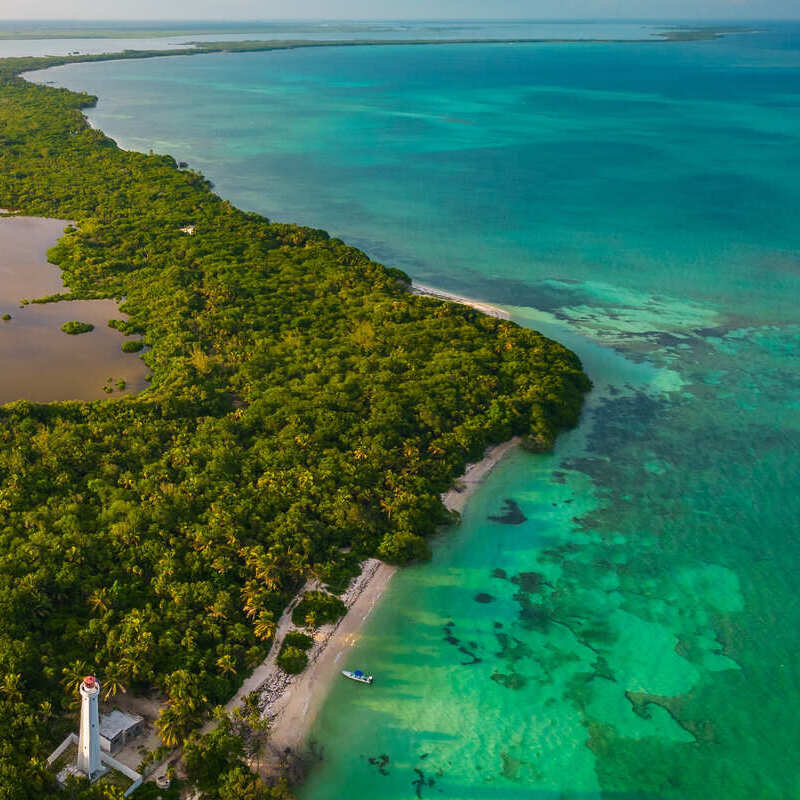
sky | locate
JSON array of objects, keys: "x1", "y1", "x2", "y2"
[{"x1": 0, "y1": 0, "x2": 797, "y2": 22}]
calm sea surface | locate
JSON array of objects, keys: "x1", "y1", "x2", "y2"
[{"x1": 32, "y1": 24, "x2": 800, "y2": 798}]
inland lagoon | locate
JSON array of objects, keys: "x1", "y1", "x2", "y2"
[
  {"x1": 30, "y1": 21, "x2": 800, "y2": 799},
  {"x1": 0, "y1": 216, "x2": 149, "y2": 403}
]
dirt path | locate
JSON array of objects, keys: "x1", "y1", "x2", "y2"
[{"x1": 222, "y1": 580, "x2": 314, "y2": 718}]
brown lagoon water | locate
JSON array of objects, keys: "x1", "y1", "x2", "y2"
[{"x1": 0, "y1": 216, "x2": 149, "y2": 404}]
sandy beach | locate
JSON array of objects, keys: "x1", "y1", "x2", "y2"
[
  {"x1": 252, "y1": 435, "x2": 521, "y2": 777},
  {"x1": 412, "y1": 281, "x2": 511, "y2": 320},
  {"x1": 441, "y1": 436, "x2": 521, "y2": 515},
  {"x1": 258, "y1": 560, "x2": 396, "y2": 773}
]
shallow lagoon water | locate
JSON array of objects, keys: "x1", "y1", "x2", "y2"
[
  {"x1": 0, "y1": 217, "x2": 149, "y2": 403},
  {"x1": 33, "y1": 25, "x2": 800, "y2": 798}
]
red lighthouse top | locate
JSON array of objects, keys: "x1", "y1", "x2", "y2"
[{"x1": 84, "y1": 675, "x2": 96, "y2": 688}]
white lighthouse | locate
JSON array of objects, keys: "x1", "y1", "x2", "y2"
[
  {"x1": 47, "y1": 673, "x2": 144, "y2": 795},
  {"x1": 76, "y1": 675, "x2": 105, "y2": 781}
]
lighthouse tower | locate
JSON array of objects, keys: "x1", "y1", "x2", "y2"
[{"x1": 76, "y1": 676, "x2": 105, "y2": 781}]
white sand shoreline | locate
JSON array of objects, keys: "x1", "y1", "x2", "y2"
[
  {"x1": 411, "y1": 281, "x2": 511, "y2": 320},
  {"x1": 254, "y1": 436, "x2": 521, "y2": 777}
]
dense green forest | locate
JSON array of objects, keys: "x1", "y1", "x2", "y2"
[{"x1": 0, "y1": 47, "x2": 589, "y2": 799}]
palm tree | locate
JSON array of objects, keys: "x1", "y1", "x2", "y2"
[
  {"x1": 255, "y1": 556, "x2": 283, "y2": 593},
  {"x1": 207, "y1": 593, "x2": 230, "y2": 620},
  {"x1": 250, "y1": 735, "x2": 265, "y2": 774},
  {"x1": 165, "y1": 669, "x2": 205, "y2": 712},
  {"x1": 304, "y1": 562, "x2": 325, "y2": 589},
  {"x1": 38, "y1": 700, "x2": 54, "y2": 723},
  {"x1": 242, "y1": 586, "x2": 263, "y2": 620},
  {"x1": 155, "y1": 703, "x2": 187, "y2": 748},
  {"x1": 253, "y1": 611, "x2": 276, "y2": 642},
  {"x1": 216, "y1": 654, "x2": 237, "y2": 676},
  {"x1": 87, "y1": 587, "x2": 109, "y2": 615},
  {"x1": 180, "y1": 627, "x2": 197, "y2": 651},
  {"x1": 61, "y1": 660, "x2": 92, "y2": 696},
  {"x1": 102, "y1": 671, "x2": 127, "y2": 701},
  {"x1": 116, "y1": 656, "x2": 137, "y2": 685},
  {"x1": 287, "y1": 550, "x2": 308, "y2": 583},
  {"x1": 0, "y1": 673, "x2": 22, "y2": 704}
]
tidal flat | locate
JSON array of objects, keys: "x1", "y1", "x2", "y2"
[{"x1": 0, "y1": 216, "x2": 149, "y2": 403}]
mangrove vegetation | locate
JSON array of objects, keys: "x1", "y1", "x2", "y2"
[{"x1": 60, "y1": 320, "x2": 94, "y2": 335}]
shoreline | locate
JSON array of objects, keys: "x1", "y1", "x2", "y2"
[
  {"x1": 0, "y1": 24, "x2": 754, "y2": 43},
  {"x1": 216, "y1": 279, "x2": 519, "y2": 772},
  {"x1": 9, "y1": 25, "x2": 754, "y2": 82},
  {"x1": 412, "y1": 281, "x2": 510, "y2": 320},
  {"x1": 249, "y1": 433, "x2": 521, "y2": 780},
  {"x1": 142, "y1": 284, "x2": 523, "y2": 785},
  {"x1": 258, "y1": 559, "x2": 396, "y2": 776}
]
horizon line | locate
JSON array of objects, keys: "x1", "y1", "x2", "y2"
[{"x1": 0, "y1": 17, "x2": 796, "y2": 24}]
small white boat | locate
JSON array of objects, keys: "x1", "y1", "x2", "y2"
[{"x1": 342, "y1": 669, "x2": 373, "y2": 685}]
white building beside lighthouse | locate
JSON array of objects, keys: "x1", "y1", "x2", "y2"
[{"x1": 47, "y1": 674, "x2": 144, "y2": 796}]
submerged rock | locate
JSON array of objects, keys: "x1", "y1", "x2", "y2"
[
  {"x1": 488, "y1": 498, "x2": 527, "y2": 525},
  {"x1": 517, "y1": 599, "x2": 553, "y2": 631},
  {"x1": 458, "y1": 645, "x2": 481, "y2": 665},
  {"x1": 492, "y1": 672, "x2": 528, "y2": 691},
  {"x1": 510, "y1": 571, "x2": 545, "y2": 593},
  {"x1": 412, "y1": 767, "x2": 435, "y2": 798},
  {"x1": 494, "y1": 631, "x2": 533, "y2": 662},
  {"x1": 368, "y1": 754, "x2": 390, "y2": 775}
]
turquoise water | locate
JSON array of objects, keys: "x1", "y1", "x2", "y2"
[{"x1": 34, "y1": 26, "x2": 800, "y2": 798}]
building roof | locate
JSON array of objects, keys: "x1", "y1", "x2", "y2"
[{"x1": 99, "y1": 709, "x2": 143, "y2": 741}]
